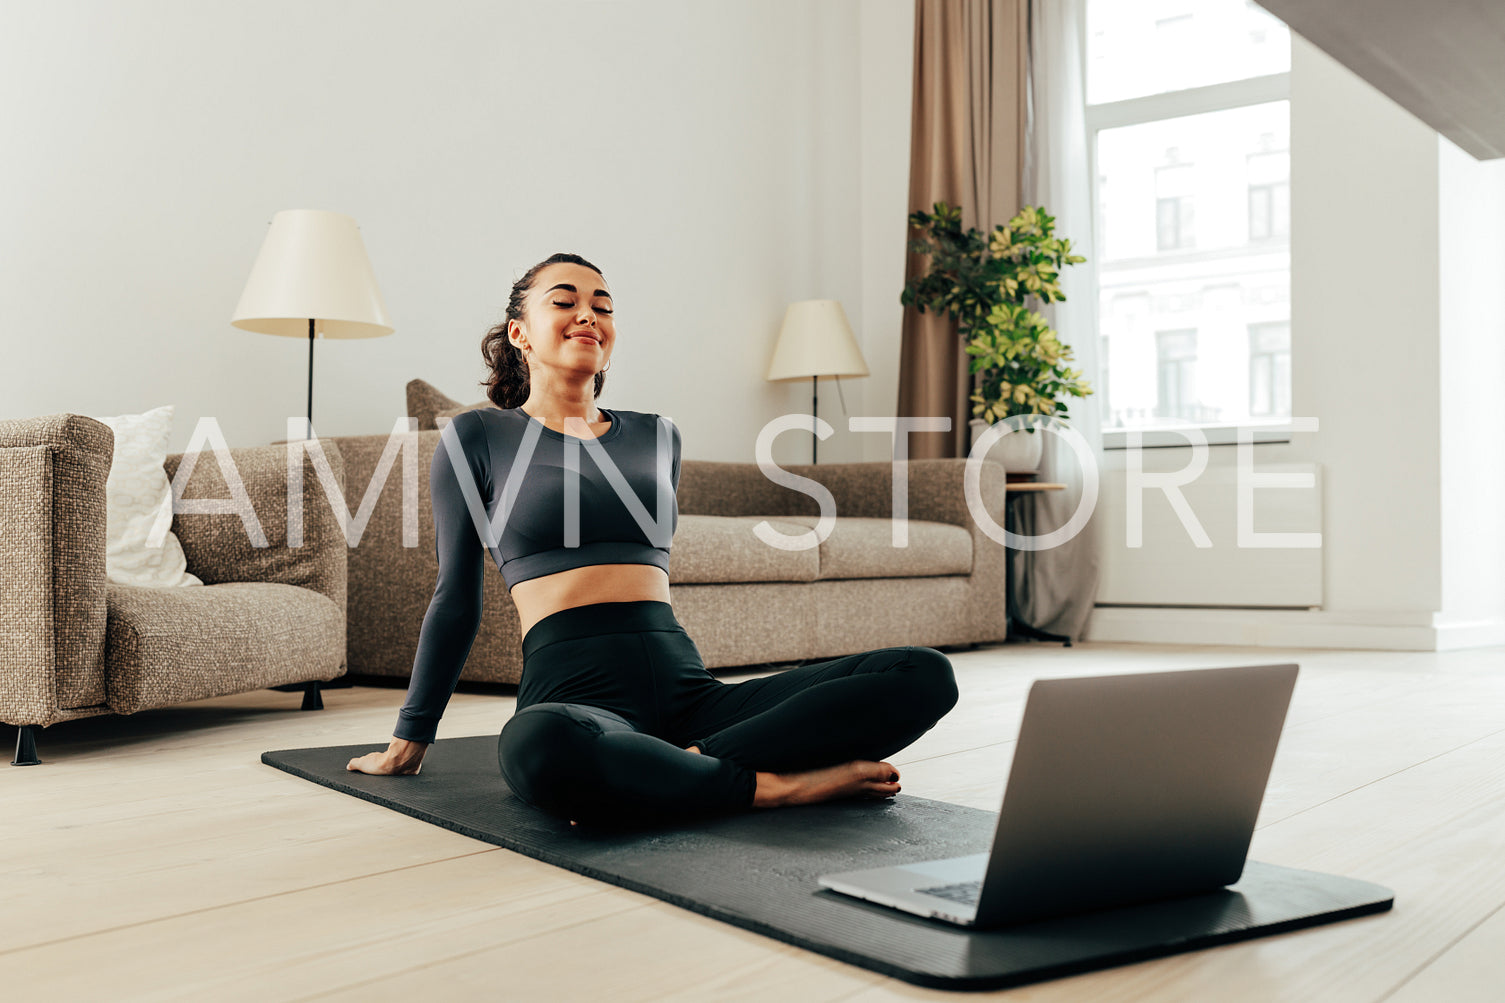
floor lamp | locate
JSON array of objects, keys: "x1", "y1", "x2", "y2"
[
  {"x1": 231, "y1": 210, "x2": 394, "y2": 440},
  {"x1": 766, "y1": 300, "x2": 870, "y2": 464}
]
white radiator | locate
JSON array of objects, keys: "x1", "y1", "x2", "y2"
[{"x1": 1096, "y1": 463, "x2": 1323, "y2": 608}]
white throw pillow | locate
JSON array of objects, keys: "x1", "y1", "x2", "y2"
[{"x1": 92, "y1": 404, "x2": 203, "y2": 588}]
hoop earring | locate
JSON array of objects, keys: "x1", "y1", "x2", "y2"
[{"x1": 599, "y1": 360, "x2": 611, "y2": 374}]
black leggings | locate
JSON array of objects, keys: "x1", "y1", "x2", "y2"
[{"x1": 496, "y1": 600, "x2": 959, "y2": 826}]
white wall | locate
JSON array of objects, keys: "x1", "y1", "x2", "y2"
[
  {"x1": 1436, "y1": 139, "x2": 1505, "y2": 645},
  {"x1": 1, "y1": 0, "x2": 919, "y2": 468},
  {"x1": 1285, "y1": 33, "x2": 1442, "y2": 617},
  {"x1": 1088, "y1": 34, "x2": 1476, "y2": 649},
  {"x1": 858, "y1": 0, "x2": 918, "y2": 461},
  {"x1": 20, "y1": 3, "x2": 1486, "y2": 651}
]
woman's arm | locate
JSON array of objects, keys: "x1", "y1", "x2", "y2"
[{"x1": 348, "y1": 413, "x2": 491, "y2": 775}]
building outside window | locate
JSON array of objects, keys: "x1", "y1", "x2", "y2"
[
  {"x1": 1155, "y1": 159, "x2": 1196, "y2": 251},
  {"x1": 1247, "y1": 145, "x2": 1290, "y2": 241},
  {"x1": 1248, "y1": 320, "x2": 1291, "y2": 416},
  {"x1": 1088, "y1": 0, "x2": 1291, "y2": 440},
  {"x1": 1156, "y1": 329, "x2": 1199, "y2": 419}
]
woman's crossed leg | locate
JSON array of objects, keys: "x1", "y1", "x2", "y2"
[
  {"x1": 497, "y1": 645, "x2": 959, "y2": 826},
  {"x1": 674, "y1": 645, "x2": 960, "y2": 773},
  {"x1": 497, "y1": 702, "x2": 751, "y2": 826}
]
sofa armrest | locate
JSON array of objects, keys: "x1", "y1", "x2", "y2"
[
  {"x1": 0, "y1": 414, "x2": 114, "y2": 724},
  {"x1": 896, "y1": 458, "x2": 1009, "y2": 531},
  {"x1": 877, "y1": 458, "x2": 1009, "y2": 642},
  {"x1": 164, "y1": 440, "x2": 348, "y2": 615}
]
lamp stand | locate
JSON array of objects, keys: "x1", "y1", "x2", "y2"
[
  {"x1": 306, "y1": 318, "x2": 315, "y2": 441},
  {"x1": 811, "y1": 374, "x2": 818, "y2": 465}
]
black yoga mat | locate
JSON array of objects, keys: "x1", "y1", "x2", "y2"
[{"x1": 263, "y1": 735, "x2": 1393, "y2": 991}]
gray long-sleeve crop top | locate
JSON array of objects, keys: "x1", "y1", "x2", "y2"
[{"x1": 393, "y1": 405, "x2": 681, "y2": 744}]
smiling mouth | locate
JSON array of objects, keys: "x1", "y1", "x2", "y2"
[{"x1": 567, "y1": 335, "x2": 599, "y2": 344}]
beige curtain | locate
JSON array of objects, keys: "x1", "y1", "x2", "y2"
[
  {"x1": 1017, "y1": 0, "x2": 1101, "y2": 642},
  {"x1": 898, "y1": 0, "x2": 1029, "y2": 459}
]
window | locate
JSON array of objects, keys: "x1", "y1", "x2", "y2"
[
  {"x1": 1247, "y1": 148, "x2": 1290, "y2": 241},
  {"x1": 1155, "y1": 160, "x2": 1196, "y2": 251},
  {"x1": 1248, "y1": 321, "x2": 1291, "y2": 416},
  {"x1": 1155, "y1": 329, "x2": 1199, "y2": 420},
  {"x1": 1088, "y1": 0, "x2": 1291, "y2": 104},
  {"x1": 1089, "y1": 0, "x2": 1291, "y2": 445}
]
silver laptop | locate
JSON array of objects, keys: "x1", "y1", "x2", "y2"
[{"x1": 818, "y1": 663, "x2": 1299, "y2": 928}]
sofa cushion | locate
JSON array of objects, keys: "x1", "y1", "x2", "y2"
[
  {"x1": 406, "y1": 378, "x2": 462, "y2": 431},
  {"x1": 104, "y1": 581, "x2": 345, "y2": 715},
  {"x1": 92, "y1": 404, "x2": 203, "y2": 589},
  {"x1": 407, "y1": 378, "x2": 500, "y2": 431},
  {"x1": 777, "y1": 515, "x2": 973, "y2": 581},
  {"x1": 668, "y1": 515, "x2": 820, "y2": 584},
  {"x1": 434, "y1": 402, "x2": 502, "y2": 426},
  {"x1": 162, "y1": 442, "x2": 348, "y2": 614}
]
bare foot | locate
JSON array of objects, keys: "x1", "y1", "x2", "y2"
[{"x1": 756, "y1": 760, "x2": 901, "y2": 808}]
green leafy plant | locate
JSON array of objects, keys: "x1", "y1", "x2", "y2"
[{"x1": 901, "y1": 202, "x2": 1093, "y2": 425}]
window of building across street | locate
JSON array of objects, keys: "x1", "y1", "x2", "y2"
[{"x1": 1088, "y1": 0, "x2": 1291, "y2": 446}]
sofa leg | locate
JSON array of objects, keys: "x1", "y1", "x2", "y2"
[
  {"x1": 300, "y1": 681, "x2": 324, "y2": 711},
  {"x1": 12, "y1": 725, "x2": 40, "y2": 766}
]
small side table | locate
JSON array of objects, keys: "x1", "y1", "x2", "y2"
[{"x1": 1004, "y1": 477, "x2": 1072, "y2": 645}]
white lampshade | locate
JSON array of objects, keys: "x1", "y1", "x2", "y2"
[
  {"x1": 766, "y1": 300, "x2": 870, "y2": 381},
  {"x1": 231, "y1": 209, "x2": 394, "y2": 339}
]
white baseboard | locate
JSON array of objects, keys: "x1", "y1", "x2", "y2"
[
  {"x1": 1432, "y1": 617, "x2": 1505, "y2": 651},
  {"x1": 1082, "y1": 606, "x2": 1463, "y2": 651}
]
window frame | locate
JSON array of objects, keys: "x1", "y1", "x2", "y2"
[{"x1": 1087, "y1": 71, "x2": 1292, "y2": 451}]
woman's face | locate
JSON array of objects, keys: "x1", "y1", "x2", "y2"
[{"x1": 509, "y1": 262, "x2": 615, "y2": 382}]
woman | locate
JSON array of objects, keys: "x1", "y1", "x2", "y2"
[{"x1": 347, "y1": 252, "x2": 959, "y2": 827}]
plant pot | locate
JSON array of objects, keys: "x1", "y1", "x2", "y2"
[{"x1": 970, "y1": 418, "x2": 1043, "y2": 473}]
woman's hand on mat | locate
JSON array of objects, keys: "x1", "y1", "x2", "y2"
[{"x1": 346, "y1": 738, "x2": 428, "y2": 776}]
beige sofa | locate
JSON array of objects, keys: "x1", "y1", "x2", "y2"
[
  {"x1": 327, "y1": 390, "x2": 1011, "y2": 687},
  {"x1": 0, "y1": 414, "x2": 350, "y2": 765}
]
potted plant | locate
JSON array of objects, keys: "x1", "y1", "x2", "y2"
[{"x1": 900, "y1": 202, "x2": 1092, "y2": 471}]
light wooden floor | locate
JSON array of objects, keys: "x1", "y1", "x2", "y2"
[{"x1": 4, "y1": 641, "x2": 1505, "y2": 1001}]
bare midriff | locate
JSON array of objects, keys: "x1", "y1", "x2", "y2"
[
  {"x1": 509, "y1": 563, "x2": 672, "y2": 642},
  {"x1": 506, "y1": 412, "x2": 670, "y2": 642}
]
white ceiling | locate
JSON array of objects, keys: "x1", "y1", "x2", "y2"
[{"x1": 1256, "y1": 0, "x2": 1505, "y2": 160}]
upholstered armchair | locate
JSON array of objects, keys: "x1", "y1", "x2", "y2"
[{"x1": 0, "y1": 413, "x2": 349, "y2": 766}]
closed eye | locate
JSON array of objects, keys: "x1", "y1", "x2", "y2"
[{"x1": 553, "y1": 300, "x2": 612, "y2": 314}]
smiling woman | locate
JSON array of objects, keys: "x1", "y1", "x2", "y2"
[
  {"x1": 343, "y1": 251, "x2": 959, "y2": 830},
  {"x1": 480, "y1": 254, "x2": 618, "y2": 413}
]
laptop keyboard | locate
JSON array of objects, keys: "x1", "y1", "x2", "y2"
[{"x1": 916, "y1": 879, "x2": 983, "y2": 905}]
